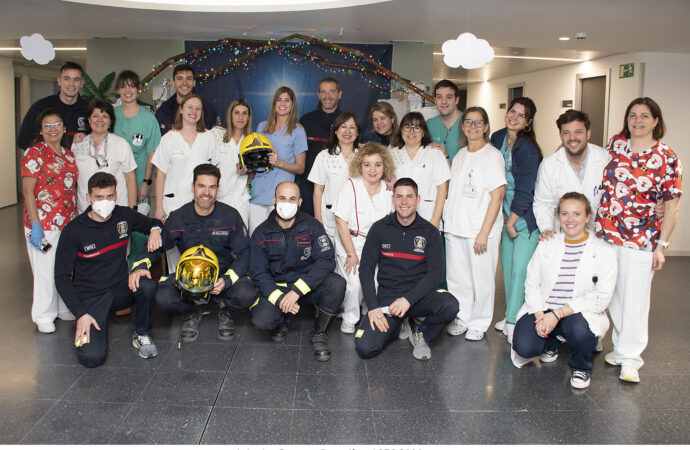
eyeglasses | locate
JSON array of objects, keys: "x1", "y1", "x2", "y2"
[
  {"x1": 463, "y1": 119, "x2": 486, "y2": 128},
  {"x1": 403, "y1": 125, "x2": 422, "y2": 133},
  {"x1": 42, "y1": 122, "x2": 63, "y2": 129}
]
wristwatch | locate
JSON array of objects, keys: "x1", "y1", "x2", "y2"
[
  {"x1": 657, "y1": 239, "x2": 669, "y2": 249},
  {"x1": 143, "y1": 178, "x2": 152, "y2": 185},
  {"x1": 150, "y1": 226, "x2": 162, "y2": 233}
]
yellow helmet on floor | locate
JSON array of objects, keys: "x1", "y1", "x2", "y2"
[
  {"x1": 239, "y1": 132, "x2": 274, "y2": 173},
  {"x1": 175, "y1": 245, "x2": 219, "y2": 303}
]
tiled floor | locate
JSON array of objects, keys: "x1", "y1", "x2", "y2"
[{"x1": 2, "y1": 203, "x2": 690, "y2": 445}]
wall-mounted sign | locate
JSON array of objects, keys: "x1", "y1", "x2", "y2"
[{"x1": 619, "y1": 63, "x2": 635, "y2": 78}]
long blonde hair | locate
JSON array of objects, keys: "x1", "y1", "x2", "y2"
[
  {"x1": 264, "y1": 86, "x2": 300, "y2": 135},
  {"x1": 173, "y1": 94, "x2": 206, "y2": 132},
  {"x1": 223, "y1": 99, "x2": 253, "y2": 143}
]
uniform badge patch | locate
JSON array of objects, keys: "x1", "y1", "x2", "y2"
[
  {"x1": 318, "y1": 235, "x2": 331, "y2": 251},
  {"x1": 132, "y1": 134, "x2": 144, "y2": 146},
  {"x1": 117, "y1": 221, "x2": 128, "y2": 238},
  {"x1": 414, "y1": 236, "x2": 426, "y2": 252},
  {"x1": 301, "y1": 246, "x2": 312, "y2": 260}
]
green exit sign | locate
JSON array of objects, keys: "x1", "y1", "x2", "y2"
[{"x1": 619, "y1": 63, "x2": 635, "y2": 78}]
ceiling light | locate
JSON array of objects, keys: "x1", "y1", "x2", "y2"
[
  {"x1": 63, "y1": 0, "x2": 390, "y2": 12},
  {"x1": 494, "y1": 55, "x2": 584, "y2": 62},
  {"x1": 559, "y1": 36, "x2": 570, "y2": 41},
  {"x1": 0, "y1": 47, "x2": 86, "y2": 51},
  {"x1": 442, "y1": 32, "x2": 494, "y2": 70}
]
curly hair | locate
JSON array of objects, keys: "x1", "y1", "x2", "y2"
[{"x1": 349, "y1": 141, "x2": 395, "y2": 181}]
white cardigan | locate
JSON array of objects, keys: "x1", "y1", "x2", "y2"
[{"x1": 518, "y1": 233, "x2": 617, "y2": 337}]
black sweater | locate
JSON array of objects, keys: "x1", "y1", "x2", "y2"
[
  {"x1": 359, "y1": 212, "x2": 444, "y2": 309},
  {"x1": 54, "y1": 206, "x2": 162, "y2": 319}
]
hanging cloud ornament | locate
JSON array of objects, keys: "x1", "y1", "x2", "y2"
[
  {"x1": 442, "y1": 32, "x2": 494, "y2": 70},
  {"x1": 20, "y1": 33, "x2": 55, "y2": 65}
]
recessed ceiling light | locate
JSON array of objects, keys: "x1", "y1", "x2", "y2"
[
  {"x1": 63, "y1": 0, "x2": 391, "y2": 12},
  {"x1": 559, "y1": 36, "x2": 570, "y2": 41}
]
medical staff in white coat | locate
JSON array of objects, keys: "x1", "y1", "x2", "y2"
[
  {"x1": 308, "y1": 112, "x2": 361, "y2": 243},
  {"x1": 153, "y1": 94, "x2": 220, "y2": 222},
  {"x1": 332, "y1": 142, "x2": 394, "y2": 333},
  {"x1": 72, "y1": 99, "x2": 137, "y2": 213},
  {"x1": 444, "y1": 107, "x2": 506, "y2": 341},
  {"x1": 512, "y1": 192, "x2": 617, "y2": 390},
  {"x1": 211, "y1": 99, "x2": 252, "y2": 225},
  {"x1": 389, "y1": 112, "x2": 449, "y2": 228},
  {"x1": 533, "y1": 110, "x2": 609, "y2": 239}
]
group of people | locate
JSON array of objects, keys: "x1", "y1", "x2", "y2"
[{"x1": 18, "y1": 61, "x2": 681, "y2": 391}]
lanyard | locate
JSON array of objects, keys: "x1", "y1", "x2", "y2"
[{"x1": 89, "y1": 134, "x2": 109, "y2": 168}]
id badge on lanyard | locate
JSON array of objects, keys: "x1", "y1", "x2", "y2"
[{"x1": 463, "y1": 169, "x2": 477, "y2": 198}]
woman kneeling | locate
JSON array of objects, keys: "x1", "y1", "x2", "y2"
[{"x1": 511, "y1": 192, "x2": 617, "y2": 389}]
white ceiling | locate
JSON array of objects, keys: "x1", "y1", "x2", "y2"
[{"x1": 2, "y1": 0, "x2": 689, "y2": 83}]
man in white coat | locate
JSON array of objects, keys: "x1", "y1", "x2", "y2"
[{"x1": 533, "y1": 109, "x2": 609, "y2": 241}]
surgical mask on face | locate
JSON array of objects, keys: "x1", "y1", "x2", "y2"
[
  {"x1": 92, "y1": 199, "x2": 116, "y2": 219},
  {"x1": 275, "y1": 201, "x2": 298, "y2": 220}
]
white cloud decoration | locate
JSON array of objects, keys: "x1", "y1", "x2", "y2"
[
  {"x1": 20, "y1": 33, "x2": 55, "y2": 65},
  {"x1": 442, "y1": 32, "x2": 494, "y2": 70}
]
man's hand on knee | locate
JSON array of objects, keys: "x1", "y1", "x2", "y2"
[
  {"x1": 128, "y1": 269, "x2": 151, "y2": 292},
  {"x1": 74, "y1": 314, "x2": 100, "y2": 347}
]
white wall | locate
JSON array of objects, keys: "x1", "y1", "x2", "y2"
[
  {"x1": 392, "y1": 43, "x2": 434, "y2": 89},
  {"x1": 0, "y1": 57, "x2": 17, "y2": 207},
  {"x1": 467, "y1": 51, "x2": 690, "y2": 254}
]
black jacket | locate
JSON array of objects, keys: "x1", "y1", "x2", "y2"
[
  {"x1": 359, "y1": 212, "x2": 444, "y2": 309},
  {"x1": 55, "y1": 206, "x2": 162, "y2": 319},
  {"x1": 16, "y1": 94, "x2": 88, "y2": 149},
  {"x1": 250, "y1": 211, "x2": 335, "y2": 305},
  {"x1": 132, "y1": 201, "x2": 249, "y2": 287}
]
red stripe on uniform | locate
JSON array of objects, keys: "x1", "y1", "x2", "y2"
[
  {"x1": 258, "y1": 239, "x2": 281, "y2": 244},
  {"x1": 209, "y1": 225, "x2": 236, "y2": 230},
  {"x1": 380, "y1": 250, "x2": 426, "y2": 260},
  {"x1": 77, "y1": 239, "x2": 129, "y2": 258},
  {"x1": 307, "y1": 137, "x2": 327, "y2": 142}
]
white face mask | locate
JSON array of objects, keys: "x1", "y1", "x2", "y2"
[
  {"x1": 275, "y1": 201, "x2": 298, "y2": 220},
  {"x1": 92, "y1": 199, "x2": 116, "y2": 219}
]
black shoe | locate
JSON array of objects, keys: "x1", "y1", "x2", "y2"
[
  {"x1": 311, "y1": 331, "x2": 331, "y2": 361},
  {"x1": 180, "y1": 307, "x2": 202, "y2": 342},
  {"x1": 271, "y1": 319, "x2": 289, "y2": 342},
  {"x1": 218, "y1": 307, "x2": 235, "y2": 341}
]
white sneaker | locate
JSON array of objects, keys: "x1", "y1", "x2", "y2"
[
  {"x1": 570, "y1": 370, "x2": 591, "y2": 389},
  {"x1": 36, "y1": 321, "x2": 56, "y2": 334},
  {"x1": 494, "y1": 317, "x2": 506, "y2": 331},
  {"x1": 511, "y1": 349, "x2": 532, "y2": 368},
  {"x1": 398, "y1": 318, "x2": 411, "y2": 340},
  {"x1": 340, "y1": 320, "x2": 356, "y2": 334},
  {"x1": 503, "y1": 322, "x2": 515, "y2": 344},
  {"x1": 620, "y1": 365, "x2": 640, "y2": 383},
  {"x1": 447, "y1": 318, "x2": 468, "y2": 336},
  {"x1": 465, "y1": 329, "x2": 485, "y2": 341},
  {"x1": 604, "y1": 351, "x2": 620, "y2": 366}
]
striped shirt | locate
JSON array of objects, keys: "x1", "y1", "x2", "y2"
[{"x1": 547, "y1": 234, "x2": 588, "y2": 309}]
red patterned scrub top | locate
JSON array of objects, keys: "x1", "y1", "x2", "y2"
[
  {"x1": 21, "y1": 141, "x2": 78, "y2": 231},
  {"x1": 594, "y1": 134, "x2": 682, "y2": 251}
]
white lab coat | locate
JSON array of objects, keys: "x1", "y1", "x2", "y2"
[
  {"x1": 152, "y1": 130, "x2": 220, "y2": 215},
  {"x1": 72, "y1": 133, "x2": 137, "y2": 213},
  {"x1": 307, "y1": 148, "x2": 353, "y2": 242},
  {"x1": 210, "y1": 127, "x2": 249, "y2": 225},
  {"x1": 518, "y1": 233, "x2": 617, "y2": 338},
  {"x1": 389, "y1": 145, "x2": 450, "y2": 222},
  {"x1": 533, "y1": 144, "x2": 609, "y2": 233}
]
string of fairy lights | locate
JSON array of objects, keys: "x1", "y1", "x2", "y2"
[{"x1": 144, "y1": 37, "x2": 429, "y2": 111}]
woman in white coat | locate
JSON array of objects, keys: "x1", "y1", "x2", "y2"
[
  {"x1": 444, "y1": 107, "x2": 505, "y2": 342},
  {"x1": 211, "y1": 99, "x2": 252, "y2": 225},
  {"x1": 72, "y1": 99, "x2": 137, "y2": 213},
  {"x1": 511, "y1": 192, "x2": 617, "y2": 389},
  {"x1": 389, "y1": 111, "x2": 449, "y2": 228},
  {"x1": 152, "y1": 94, "x2": 220, "y2": 222},
  {"x1": 308, "y1": 112, "x2": 360, "y2": 243},
  {"x1": 332, "y1": 142, "x2": 394, "y2": 333}
]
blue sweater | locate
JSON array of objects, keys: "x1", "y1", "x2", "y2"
[{"x1": 491, "y1": 127, "x2": 542, "y2": 233}]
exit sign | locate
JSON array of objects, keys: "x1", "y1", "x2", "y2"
[{"x1": 619, "y1": 63, "x2": 635, "y2": 78}]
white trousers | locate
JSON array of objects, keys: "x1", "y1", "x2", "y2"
[
  {"x1": 25, "y1": 228, "x2": 71, "y2": 326},
  {"x1": 248, "y1": 203, "x2": 274, "y2": 236},
  {"x1": 445, "y1": 233, "x2": 499, "y2": 332},
  {"x1": 608, "y1": 243, "x2": 654, "y2": 369},
  {"x1": 335, "y1": 235, "x2": 367, "y2": 325}
]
